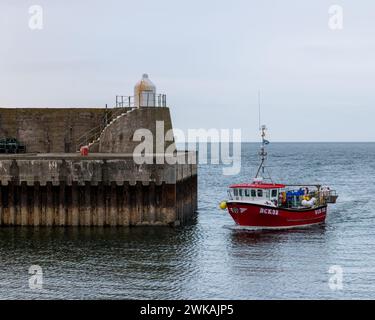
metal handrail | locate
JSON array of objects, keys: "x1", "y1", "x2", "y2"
[
  {"x1": 116, "y1": 96, "x2": 135, "y2": 108},
  {"x1": 116, "y1": 93, "x2": 167, "y2": 108}
]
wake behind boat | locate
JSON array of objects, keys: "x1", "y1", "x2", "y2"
[{"x1": 220, "y1": 125, "x2": 338, "y2": 229}]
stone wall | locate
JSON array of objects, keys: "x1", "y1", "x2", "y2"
[
  {"x1": 0, "y1": 107, "x2": 198, "y2": 227},
  {"x1": 0, "y1": 107, "x2": 176, "y2": 154},
  {"x1": 0, "y1": 152, "x2": 197, "y2": 226},
  {"x1": 97, "y1": 107, "x2": 175, "y2": 153},
  {"x1": 0, "y1": 108, "x2": 106, "y2": 153},
  {"x1": 0, "y1": 181, "x2": 197, "y2": 227}
]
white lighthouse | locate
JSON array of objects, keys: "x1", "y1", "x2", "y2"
[{"x1": 134, "y1": 74, "x2": 156, "y2": 108}]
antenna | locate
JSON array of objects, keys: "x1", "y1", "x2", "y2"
[
  {"x1": 254, "y1": 91, "x2": 274, "y2": 183},
  {"x1": 254, "y1": 125, "x2": 273, "y2": 182},
  {"x1": 258, "y1": 90, "x2": 261, "y2": 130}
]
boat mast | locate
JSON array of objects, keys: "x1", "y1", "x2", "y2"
[
  {"x1": 258, "y1": 90, "x2": 261, "y2": 131},
  {"x1": 255, "y1": 125, "x2": 268, "y2": 179},
  {"x1": 254, "y1": 92, "x2": 273, "y2": 182}
]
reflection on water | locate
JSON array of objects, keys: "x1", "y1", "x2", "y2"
[
  {"x1": 228, "y1": 224, "x2": 327, "y2": 246},
  {"x1": 1, "y1": 143, "x2": 375, "y2": 299}
]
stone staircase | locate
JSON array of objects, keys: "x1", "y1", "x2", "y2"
[{"x1": 76, "y1": 107, "x2": 134, "y2": 152}]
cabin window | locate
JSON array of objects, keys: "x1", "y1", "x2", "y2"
[
  {"x1": 234, "y1": 189, "x2": 238, "y2": 196},
  {"x1": 257, "y1": 189, "x2": 263, "y2": 197},
  {"x1": 265, "y1": 190, "x2": 270, "y2": 198},
  {"x1": 271, "y1": 189, "x2": 278, "y2": 198},
  {"x1": 239, "y1": 189, "x2": 243, "y2": 197},
  {"x1": 251, "y1": 189, "x2": 256, "y2": 197}
]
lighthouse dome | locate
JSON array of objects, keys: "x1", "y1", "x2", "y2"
[{"x1": 134, "y1": 73, "x2": 156, "y2": 107}]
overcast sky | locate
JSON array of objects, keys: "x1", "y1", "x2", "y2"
[{"x1": 1, "y1": 0, "x2": 374, "y2": 141}]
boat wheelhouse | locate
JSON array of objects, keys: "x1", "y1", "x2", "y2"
[{"x1": 228, "y1": 182, "x2": 285, "y2": 207}]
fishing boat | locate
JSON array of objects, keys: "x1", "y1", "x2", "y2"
[{"x1": 220, "y1": 125, "x2": 338, "y2": 229}]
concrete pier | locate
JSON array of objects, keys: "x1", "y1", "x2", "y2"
[
  {"x1": 1, "y1": 77, "x2": 198, "y2": 227},
  {"x1": 0, "y1": 152, "x2": 197, "y2": 226}
]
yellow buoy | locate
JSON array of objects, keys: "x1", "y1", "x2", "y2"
[{"x1": 219, "y1": 201, "x2": 227, "y2": 210}]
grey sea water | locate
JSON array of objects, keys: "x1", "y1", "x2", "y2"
[{"x1": 0, "y1": 143, "x2": 374, "y2": 299}]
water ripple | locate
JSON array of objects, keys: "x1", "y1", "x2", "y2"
[{"x1": 0, "y1": 143, "x2": 375, "y2": 299}]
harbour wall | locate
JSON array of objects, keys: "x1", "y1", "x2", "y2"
[
  {"x1": 0, "y1": 108, "x2": 106, "y2": 153},
  {"x1": 0, "y1": 106, "x2": 197, "y2": 227},
  {"x1": 0, "y1": 107, "x2": 174, "y2": 154},
  {"x1": 95, "y1": 107, "x2": 174, "y2": 153},
  {"x1": 0, "y1": 153, "x2": 197, "y2": 226}
]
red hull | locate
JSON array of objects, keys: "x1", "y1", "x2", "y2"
[{"x1": 227, "y1": 202, "x2": 327, "y2": 229}]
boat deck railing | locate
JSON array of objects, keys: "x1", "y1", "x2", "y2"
[{"x1": 321, "y1": 190, "x2": 338, "y2": 204}]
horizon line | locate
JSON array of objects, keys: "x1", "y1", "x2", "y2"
[{"x1": 177, "y1": 141, "x2": 375, "y2": 143}]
